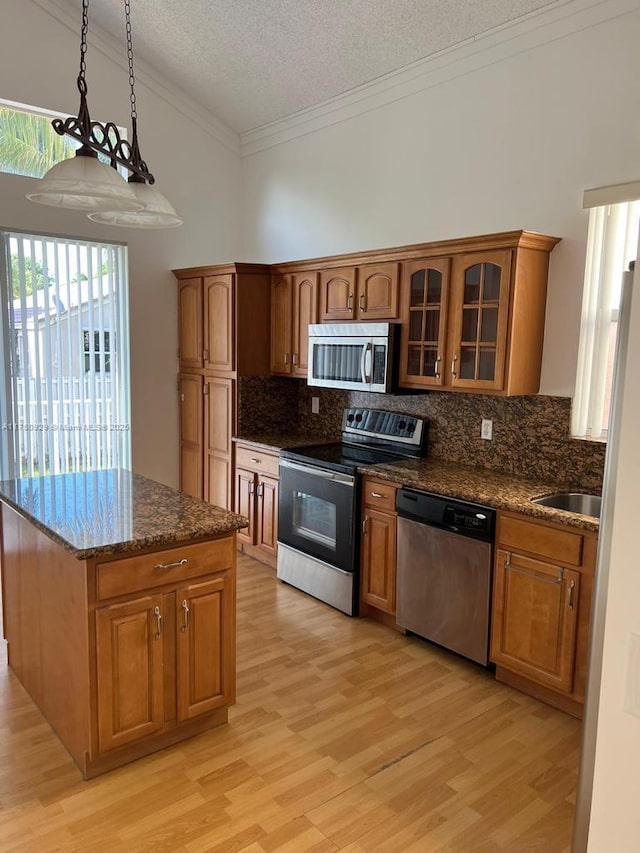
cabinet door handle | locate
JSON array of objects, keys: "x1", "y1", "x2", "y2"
[
  {"x1": 257, "y1": 483, "x2": 264, "y2": 497},
  {"x1": 154, "y1": 605, "x2": 163, "y2": 640},
  {"x1": 203, "y1": 382, "x2": 209, "y2": 396},
  {"x1": 249, "y1": 481, "x2": 255, "y2": 496},
  {"x1": 567, "y1": 580, "x2": 576, "y2": 610},
  {"x1": 181, "y1": 599, "x2": 190, "y2": 632},
  {"x1": 451, "y1": 355, "x2": 458, "y2": 378},
  {"x1": 292, "y1": 353, "x2": 298, "y2": 365},
  {"x1": 362, "y1": 517, "x2": 368, "y2": 534},
  {"x1": 359, "y1": 293, "x2": 366, "y2": 312},
  {"x1": 347, "y1": 293, "x2": 353, "y2": 310},
  {"x1": 154, "y1": 558, "x2": 188, "y2": 570},
  {"x1": 203, "y1": 349, "x2": 208, "y2": 362},
  {"x1": 370, "y1": 492, "x2": 387, "y2": 499},
  {"x1": 434, "y1": 356, "x2": 441, "y2": 378},
  {"x1": 504, "y1": 552, "x2": 511, "y2": 569},
  {"x1": 284, "y1": 353, "x2": 290, "y2": 365}
]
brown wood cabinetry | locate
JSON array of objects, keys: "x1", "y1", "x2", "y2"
[
  {"x1": 174, "y1": 264, "x2": 271, "y2": 509},
  {"x1": 399, "y1": 233, "x2": 559, "y2": 395},
  {"x1": 234, "y1": 442, "x2": 279, "y2": 567},
  {"x1": 360, "y1": 478, "x2": 399, "y2": 617},
  {"x1": 490, "y1": 510, "x2": 597, "y2": 717},
  {"x1": 1, "y1": 502, "x2": 237, "y2": 778},
  {"x1": 270, "y1": 271, "x2": 318, "y2": 377},
  {"x1": 319, "y1": 263, "x2": 400, "y2": 322}
]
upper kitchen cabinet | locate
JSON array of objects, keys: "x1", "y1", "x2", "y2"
[
  {"x1": 319, "y1": 262, "x2": 400, "y2": 321},
  {"x1": 174, "y1": 263, "x2": 271, "y2": 508},
  {"x1": 399, "y1": 232, "x2": 560, "y2": 396},
  {"x1": 270, "y1": 270, "x2": 318, "y2": 377},
  {"x1": 174, "y1": 264, "x2": 272, "y2": 378},
  {"x1": 399, "y1": 257, "x2": 451, "y2": 388}
]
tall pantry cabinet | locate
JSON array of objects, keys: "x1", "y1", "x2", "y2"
[{"x1": 173, "y1": 264, "x2": 272, "y2": 509}]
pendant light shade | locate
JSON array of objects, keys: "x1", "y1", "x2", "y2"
[
  {"x1": 26, "y1": 151, "x2": 143, "y2": 212},
  {"x1": 88, "y1": 180, "x2": 182, "y2": 228}
]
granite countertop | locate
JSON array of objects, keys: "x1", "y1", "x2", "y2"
[
  {"x1": 359, "y1": 458, "x2": 600, "y2": 532},
  {"x1": 233, "y1": 433, "x2": 339, "y2": 451},
  {"x1": 0, "y1": 469, "x2": 248, "y2": 559}
]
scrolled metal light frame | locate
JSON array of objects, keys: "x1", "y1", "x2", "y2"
[{"x1": 52, "y1": 0, "x2": 154, "y2": 185}]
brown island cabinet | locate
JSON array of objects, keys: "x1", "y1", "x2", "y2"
[{"x1": 0, "y1": 469, "x2": 247, "y2": 778}]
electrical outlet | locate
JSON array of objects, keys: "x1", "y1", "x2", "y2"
[
  {"x1": 311, "y1": 396, "x2": 320, "y2": 414},
  {"x1": 481, "y1": 418, "x2": 493, "y2": 440}
]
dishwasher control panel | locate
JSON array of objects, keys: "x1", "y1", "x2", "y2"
[{"x1": 396, "y1": 488, "x2": 496, "y2": 542}]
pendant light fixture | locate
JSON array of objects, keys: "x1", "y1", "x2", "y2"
[{"x1": 27, "y1": 0, "x2": 181, "y2": 229}]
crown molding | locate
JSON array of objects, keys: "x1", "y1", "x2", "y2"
[
  {"x1": 31, "y1": 0, "x2": 240, "y2": 155},
  {"x1": 240, "y1": 0, "x2": 640, "y2": 157}
]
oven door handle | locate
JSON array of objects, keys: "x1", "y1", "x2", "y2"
[
  {"x1": 360, "y1": 342, "x2": 372, "y2": 384},
  {"x1": 279, "y1": 458, "x2": 355, "y2": 486}
]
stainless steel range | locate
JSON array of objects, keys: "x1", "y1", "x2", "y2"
[{"x1": 277, "y1": 407, "x2": 427, "y2": 615}]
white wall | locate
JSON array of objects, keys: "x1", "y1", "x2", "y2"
[
  {"x1": 241, "y1": 4, "x2": 640, "y2": 397},
  {"x1": 0, "y1": 0, "x2": 242, "y2": 487}
]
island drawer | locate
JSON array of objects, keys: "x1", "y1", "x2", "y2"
[
  {"x1": 235, "y1": 445, "x2": 279, "y2": 477},
  {"x1": 96, "y1": 537, "x2": 234, "y2": 600}
]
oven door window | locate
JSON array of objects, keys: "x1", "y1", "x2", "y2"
[
  {"x1": 278, "y1": 464, "x2": 357, "y2": 573},
  {"x1": 292, "y1": 491, "x2": 337, "y2": 550}
]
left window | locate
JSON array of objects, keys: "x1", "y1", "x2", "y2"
[
  {"x1": 0, "y1": 99, "x2": 127, "y2": 179},
  {"x1": 0, "y1": 101, "x2": 78, "y2": 179},
  {"x1": 0, "y1": 231, "x2": 131, "y2": 478}
]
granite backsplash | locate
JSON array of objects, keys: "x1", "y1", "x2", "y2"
[{"x1": 238, "y1": 377, "x2": 606, "y2": 493}]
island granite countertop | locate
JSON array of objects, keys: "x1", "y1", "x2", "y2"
[
  {"x1": 359, "y1": 457, "x2": 599, "y2": 532},
  {"x1": 0, "y1": 468, "x2": 248, "y2": 559}
]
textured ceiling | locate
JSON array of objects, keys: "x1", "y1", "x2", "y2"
[{"x1": 67, "y1": 0, "x2": 560, "y2": 134}]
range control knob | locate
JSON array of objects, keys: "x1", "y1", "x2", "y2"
[
  {"x1": 346, "y1": 413, "x2": 355, "y2": 423},
  {"x1": 355, "y1": 413, "x2": 363, "y2": 423},
  {"x1": 398, "y1": 420, "x2": 407, "y2": 431}
]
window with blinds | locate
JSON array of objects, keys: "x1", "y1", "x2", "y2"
[
  {"x1": 0, "y1": 231, "x2": 130, "y2": 478},
  {"x1": 572, "y1": 199, "x2": 640, "y2": 441}
]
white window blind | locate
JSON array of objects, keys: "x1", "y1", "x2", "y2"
[
  {"x1": 0, "y1": 231, "x2": 131, "y2": 479},
  {"x1": 572, "y1": 200, "x2": 640, "y2": 440}
]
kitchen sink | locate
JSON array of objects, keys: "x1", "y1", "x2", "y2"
[{"x1": 531, "y1": 492, "x2": 601, "y2": 518}]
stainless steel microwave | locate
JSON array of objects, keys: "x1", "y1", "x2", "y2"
[{"x1": 307, "y1": 322, "x2": 396, "y2": 393}]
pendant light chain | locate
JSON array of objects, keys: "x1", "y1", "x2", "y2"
[
  {"x1": 78, "y1": 0, "x2": 89, "y2": 93},
  {"x1": 124, "y1": 0, "x2": 137, "y2": 122}
]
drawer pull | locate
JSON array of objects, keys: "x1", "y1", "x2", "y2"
[
  {"x1": 250, "y1": 457, "x2": 262, "y2": 463},
  {"x1": 154, "y1": 605, "x2": 163, "y2": 639},
  {"x1": 181, "y1": 599, "x2": 190, "y2": 632},
  {"x1": 370, "y1": 491, "x2": 387, "y2": 499},
  {"x1": 154, "y1": 558, "x2": 188, "y2": 570}
]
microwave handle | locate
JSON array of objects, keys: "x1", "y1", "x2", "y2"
[{"x1": 361, "y1": 342, "x2": 372, "y2": 383}]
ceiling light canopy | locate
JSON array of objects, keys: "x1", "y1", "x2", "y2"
[{"x1": 27, "y1": 0, "x2": 181, "y2": 229}]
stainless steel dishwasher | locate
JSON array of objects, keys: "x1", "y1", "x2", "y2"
[{"x1": 396, "y1": 488, "x2": 496, "y2": 666}]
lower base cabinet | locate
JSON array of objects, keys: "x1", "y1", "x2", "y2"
[
  {"x1": 234, "y1": 442, "x2": 279, "y2": 568},
  {"x1": 490, "y1": 510, "x2": 597, "y2": 717},
  {"x1": 360, "y1": 478, "x2": 400, "y2": 621}
]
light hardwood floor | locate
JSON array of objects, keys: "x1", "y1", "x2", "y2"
[{"x1": 0, "y1": 554, "x2": 580, "y2": 852}]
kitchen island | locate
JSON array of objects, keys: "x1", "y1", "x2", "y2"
[{"x1": 0, "y1": 468, "x2": 248, "y2": 778}]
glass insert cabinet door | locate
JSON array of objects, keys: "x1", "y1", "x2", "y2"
[
  {"x1": 448, "y1": 249, "x2": 512, "y2": 391},
  {"x1": 400, "y1": 257, "x2": 451, "y2": 388}
]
